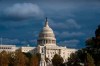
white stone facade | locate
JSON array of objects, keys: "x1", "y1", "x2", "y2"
[
  {"x1": 36, "y1": 18, "x2": 77, "y2": 63},
  {"x1": 20, "y1": 46, "x2": 36, "y2": 54},
  {"x1": 36, "y1": 45, "x2": 76, "y2": 62},
  {"x1": 0, "y1": 45, "x2": 16, "y2": 53}
]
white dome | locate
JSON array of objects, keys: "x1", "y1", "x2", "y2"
[{"x1": 37, "y1": 18, "x2": 56, "y2": 46}]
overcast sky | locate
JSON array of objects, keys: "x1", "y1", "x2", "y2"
[{"x1": 0, "y1": 0, "x2": 100, "y2": 48}]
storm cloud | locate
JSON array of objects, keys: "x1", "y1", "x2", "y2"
[
  {"x1": 0, "y1": 0, "x2": 100, "y2": 48},
  {"x1": 0, "y1": 3, "x2": 44, "y2": 21}
]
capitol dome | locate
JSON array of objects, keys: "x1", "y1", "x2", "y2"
[{"x1": 37, "y1": 18, "x2": 56, "y2": 46}]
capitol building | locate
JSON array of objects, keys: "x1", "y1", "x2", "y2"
[{"x1": 0, "y1": 18, "x2": 77, "y2": 66}]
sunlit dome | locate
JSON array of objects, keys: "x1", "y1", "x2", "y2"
[{"x1": 37, "y1": 18, "x2": 56, "y2": 46}]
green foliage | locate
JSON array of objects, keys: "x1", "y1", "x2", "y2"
[
  {"x1": 23, "y1": 53, "x2": 32, "y2": 60},
  {"x1": 95, "y1": 25, "x2": 100, "y2": 37},
  {"x1": 67, "y1": 53, "x2": 81, "y2": 66},
  {"x1": 52, "y1": 54, "x2": 64, "y2": 66},
  {"x1": 86, "y1": 53, "x2": 95, "y2": 66},
  {"x1": 85, "y1": 25, "x2": 100, "y2": 66},
  {"x1": 85, "y1": 25, "x2": 100, "y2": 48},
  {"x1": 86, "y1": 37, "x2": 95, "y2": 48}
]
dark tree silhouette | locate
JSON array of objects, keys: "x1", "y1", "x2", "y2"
[
  {"x1": 86, "y1": 53, "x2": 95, "y2": 66},
  {"x1": 52, "y1": 54, "x2": 63, "y2": 66}
]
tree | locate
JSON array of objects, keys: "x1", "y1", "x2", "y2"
[
  {"x1": 95, "y1": 25, "x2": 100, "y2": 37},
  {"x1": 86, "y1": 37, "x2": 95, "y2": 48},
  {"x1": 66, "y1": 25, "x2": 100, "y2": 66},
  {"x1": 13, "y1": 51, "x2": 29, "y2": 66},
  {"x1": 85, "y1": 25, "x2": 100, "y2": 66},
  {"x1": 52, "y1": 54, "x2": 63, "y2": 66},
  {"x1": 0, "y1": 51, "x2": 9, "y2": 66},
  {"x1": 67, "y1": 53, "x2": 81, "y2": 66},
  {"x1": 30, "y1": 53, "x2": 41, "y2": 66},
  {"x1": 85, "y1": 25, "x2": 100, "y2": 48},
  {"x1": 23, "y1": 52, "x2": 32, "y2": 60},
  {"x1": 86, "y1": 53, "x2": 95, "y2": 66},
  {"x1": 8, "y1": 52, "x2": 16, "y2": 66}
]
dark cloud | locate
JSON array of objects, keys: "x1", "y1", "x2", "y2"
[
  {"x1": 0, "y1": 3, "x2": 44, "y2": 21},
  {"x1": 59, "y1": 39, "x2": 80, "y2": 48},
  {"x1": 49, "y1": 19, "x2": 81, "y2": 30},
  {"x1": 1, "y1": 37, "x2": 37, "y2": 46},
  {"x1": 2, "y1": 38, "x2": 20, "y2": 44},
  {"x1": 59, "y1": 32, "x2": 85, "y2": 39}
]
